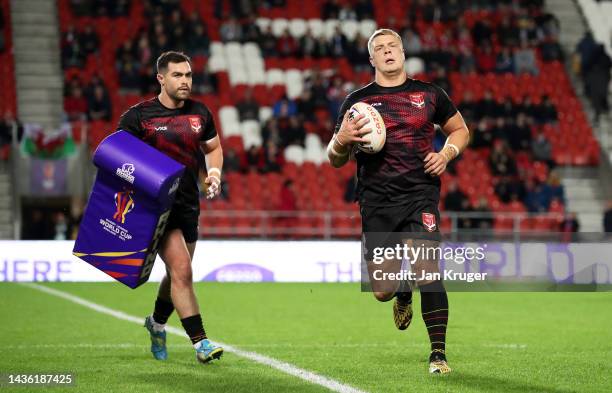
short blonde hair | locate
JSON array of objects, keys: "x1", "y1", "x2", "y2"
[{"x1": 367, "y1": 28, "x2": 403, "y2": 57}]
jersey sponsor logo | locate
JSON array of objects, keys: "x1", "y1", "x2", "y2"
[
  {"x1": 409, "y1": 93, "x2": 425, "y2": 109},
  {"x1": 371, "y1": 102, "x2": 382, "y2": 107},
  {"x1": 422, "y1": 212, "x2": 436, "y2": 232},
  {"x1": 189, "y1": 117, "x2": 201, "y2": 133},
  {"x1": 154, "y1": 126, "x2": 168, "y2": 131},
  {"x1": 116, "y1": 163, "x2": 135, "y2": 184},
  {"x1": 113, "y1": 189, "x2": 135, "y2": 224}
]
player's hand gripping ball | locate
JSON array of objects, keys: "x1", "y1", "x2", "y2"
[{"x1": 348, "y1": 102, "x2": 386, "y2": 154}]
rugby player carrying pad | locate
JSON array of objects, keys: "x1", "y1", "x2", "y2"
[{"x1": 73, "y1": 130, "x2": 185, "y2": 289}]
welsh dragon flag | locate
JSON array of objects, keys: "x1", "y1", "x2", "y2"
[{"x1": 22, "y1": 123, "x2": 76, "y2": 159}]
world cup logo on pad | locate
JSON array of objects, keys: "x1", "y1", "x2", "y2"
[{"x1": 113, "y1": 189, "x2": 135, "y2": 224}]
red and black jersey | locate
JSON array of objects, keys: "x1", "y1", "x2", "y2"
[
  {"x1": 334, "y1": 78, "x2": 457, "y2": 207},
  {"x1": 117, "y1": 97, "x2": 217, "y2": 212}
]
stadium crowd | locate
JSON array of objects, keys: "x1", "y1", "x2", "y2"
[{"x1": 45, "y1": 0, "x2": 612, "y2": 236}]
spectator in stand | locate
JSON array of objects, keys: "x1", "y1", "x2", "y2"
[
  {"x1": 495, "y1": 176, "x2": 526, "y2": 204},
  {"x1": 477, "y1": 90, "x2": 500, "y2": 119},
  {"x1": 262, "y1": 140, "x2": 284, "y2": 173},
  {"x1": 540, "y1": 35, "x2": 564, "y2": 62},
  {"x1": 329, "y1": 26, "x2": 349, "y2": 58},
  {"x1": 472, "y1": 197, "x2": 494, "y2": 229},
  {"x1": 321, "y1": 0, "x2": 340, "y2": 19},
  {"x1": 560, "y1": 212, "x2": 579, "y2": 233},
  {"x1": 354, "y1": 0, "x2": 374, "y2": 19},
  {"x1": 431, "y1": 66, "x2": 451, "y2": 97},
  {"x1": 245, "y1": 146, "x2": 263, "y2": 172},
  {"x1": 575, "y1": 31, "x2": 597, "y2": 81},
  {"x1": 296, "y1": 89, "x2": 316, "y2": 121},
  {"x1": 115, "y1": 39, "x2": 138, "y2": 66},
  {"x1": 519, "y1": 95, "x2": 537, "y2": 119},
  {"x1": 495, "y1": 47, "x2": 514, "y2": 73},
  {"x1": 531, "y1": 129, "x2": 554, "y2": 167},
  {"x1": 307, "y1": 72, "x2": 330, "y2": 108},
  {"x1": 64, "y1": 86, "x2": 88, "y2": 121},
  {"x1": 281, "y1": 116, "x2": 306, "y2": 147},
  {"x1": 583, "y1": 44, "x2": 611, "y2": 124},
  {"x1": 276, "y1": 28, "x2": 298, "y2": 57},
  {"x1": 603, "y1": 200, "x2": 612, "y2": 233},
  {"x1": 348, "y1": 34, "x2": 370, "y2": 72},
  {"x1": 273, "y1": 94, "x2": 297, "y2": 119},
  {"x1": 242, "y1": 14, "x2": 261, "y2": 43},
  {"x1": 0, "y1": 112, "x2": 21, "y2": 161},
  {"x1": 220, "y1": 16, "x2": 242, "y2": 43},
  {"x1": 471, "y1": 119, "x2": 494, "y2": 149},
  {"x1": 458, "y1": 91, "x2": 477, "y2": 123},
  {"x1": 80, "y1": 25, "x2": 100, "y2": 57},
  {"x1": 299, "y1": 28, "x2": 317, "y2": 58},
  {"x1": 499, "y1": 96, "x2": 517, "y2": 119},
  {"x1": 476, "y1": 44, "x2": 497, "y2": 73},
  {"x1": 136, "y1": 32, "x2": 153, "y2": 66},
  {"x1": 456, "y1": 27, "x2": 475, "y2": 73},
  {"x1": 61, "y1": 25, "x2": 85, "y2": 68},
  {"x1": 534, "y1": 95, "x2": 558, "y2": 124},
  {"x1": 490, "y1": 140, "x2": 517, "y2": 177},
  {"x1": 338, "y1": 3, "x2": 357, "y2": 20},
  {"x1": 139, "y1": 64, "x2": 159, "y2": 95},
  {"x1": 514, "y1": 42, "x2": 539, "y2": 75},
  {"x1": 497, "y1": 16, "x2": 519, "y2": 47},
  {"x1": 472, "y1": 19, "x2": 493, "y2": 46},
  {"x1": 117, "y1": 58, "x2": 141, "y2": 94},
  {"x1": 507, "y1": 113, "x2": 532, "y2": 151},
  {"x1": 327, "y1": 76, "x2": 345, "y2": 122},
  {"x1": 186, "y1": 23, "x2": 210, "y2": 56},
  {"x1": 87, "y1": 85, "x2": 112, "y2": 121},
  {"x1": 259, "y1": 26, "x2": 277, "y2": 58},
  {"x1": 444, "y1": 179, "x2": 468, "y2": 211},
  {"x1": 236, "y1": 88, "x2": 260, "y2": 121},
  {"x1": 262, "y1": 118, "x2": 281, "y2": 147},
  {"x1": 223, "y1": 147, "x2": 242, "y2": 173},
  {"x1": 313, "y1": 36, "x2": 331, "y2": 58},
  {"x1": 402, "y1": 28, "x2": 422, "y2": 57},
  {"x1": 279, "y1": 179, "x2": 297, "y2": 210},
  {"x1": 524, "y1": 179, "x2": 548, "y2": 212},
  {"x1": 542, "y1": 171, "x2": 565, "y2": 205}
]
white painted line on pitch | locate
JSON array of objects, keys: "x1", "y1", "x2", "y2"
[{"x1": 22, "y1": 283, "x2": 368, "y2": 393}]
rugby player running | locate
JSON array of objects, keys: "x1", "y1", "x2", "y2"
[{"x1": 327, "y1": 29, "x2": 469, "y2": 374}]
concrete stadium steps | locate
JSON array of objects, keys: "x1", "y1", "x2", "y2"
[
  {"x1": 559, "y1": 167, "x2": 605, "y2": 232},
  {"x1": 11, "y1": 0, "x2": 63, "y2": 130},
  {"x1": 548, "y1": 0, "x2": 612, "y2": 163},
  {"x1": 0, "y1": 170, "x2": 13, "y2": 239}
]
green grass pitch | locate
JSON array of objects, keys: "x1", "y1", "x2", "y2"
[{"x1": 0, "y1": 282, "x2": 610, "y2": 392}]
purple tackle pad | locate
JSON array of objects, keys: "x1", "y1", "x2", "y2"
[{"x1": 73, "y1": 131, "x2": 185, "y2": 288}]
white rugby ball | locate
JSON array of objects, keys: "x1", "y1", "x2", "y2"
[{"x1": 348, "y1": 102, "x2": 386, "y2": 154}]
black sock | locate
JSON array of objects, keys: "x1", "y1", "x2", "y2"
[
  {"x1": 152, "y1": 297, "x2": 174, "y2": 325},
  {"x1": 420, "y1": 280, "x2": 448, "y2": 358},
  {"x1": 180, "y1": 314, "x2": 207, "y2": 345},
  {"x1": 395, "y1": 280, "x2": 413, "y2": 303}
]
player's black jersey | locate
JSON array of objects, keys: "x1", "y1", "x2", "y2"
[
  {"x1": 117, "y1": 97, "x2": 217, "y2": 213},
  {"x1": 334, "y1": 78, "x2": 457, "y2": 207}
]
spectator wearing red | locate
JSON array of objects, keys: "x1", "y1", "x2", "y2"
[
  {"x1": 276, "y1": 28, "x2": 298, "y2": 57},
  {"x1": 64, "y1": 87, "x2": 88, "y2": 121}
]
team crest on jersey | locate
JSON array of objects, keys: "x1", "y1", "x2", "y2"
[
  {"x1": 409, "y1": 93, "x2": 425, "y2": 109},
  {"x1": 422, "y1": 212, "x2": 436, "y2": 232},
  {"x1": 189, "y1": 117, "x2": 201, "y2": 133}
]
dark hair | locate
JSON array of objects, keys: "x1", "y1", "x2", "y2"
[{"x1": 156, "y1": 51, "x2": 192, "y2": 74}]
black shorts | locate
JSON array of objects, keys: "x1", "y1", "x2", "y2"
[
  {"x1": 361, "y1": 200, "x2": 441, "y2": 260},
  {"x1": 164, "y1": 204, "x2": 199, "y2": 243}
]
